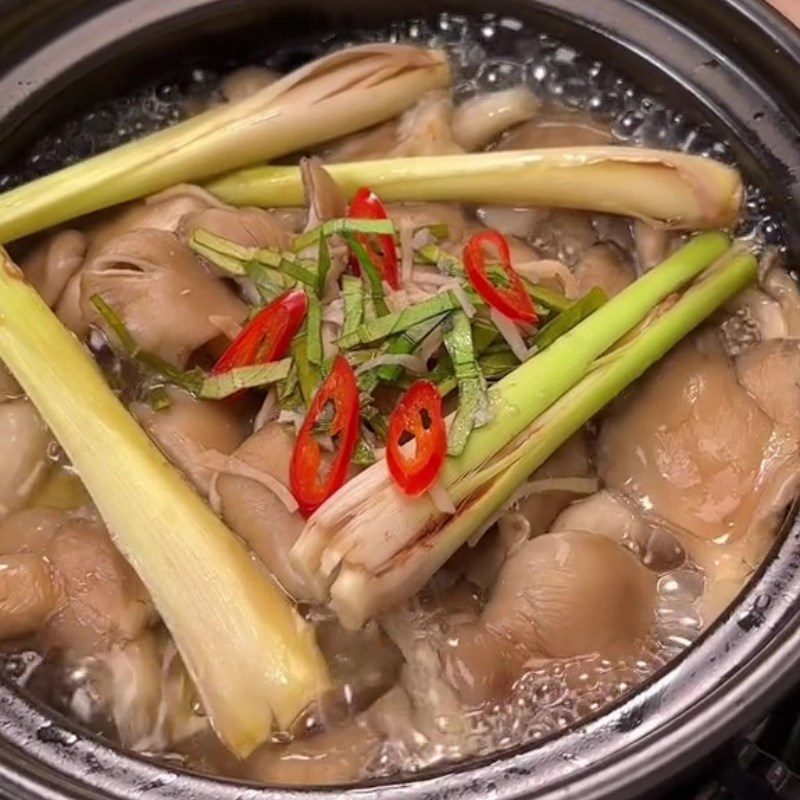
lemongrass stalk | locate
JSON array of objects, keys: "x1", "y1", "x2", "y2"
[
  {"x1": 327, "y1": 251, "x2": 757, "y2": 627},
  {"x1": 207, "y1": 146, "x2": 743, "y2": 231},
  {"x1": 291, "y1": 233, "x2": 730, "y2": 601},
  {"x1": 0, "y1": 45, "x2": 450, "y2": 243},
  {"x1": 0, "y1": 250, "x2": 329, "y2": 755}
]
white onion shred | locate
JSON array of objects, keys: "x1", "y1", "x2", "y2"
[
  {"x1": 322, "y1": 321, "x2": 340, "y2": 360},
  {"x1": 278, "y1": 409, "x2": 306, "y2": 435},
  {"x1": 416, "y1": 326, "x2": 445, "y2": 365},
  {"x1": 515, "y1": 258, "x2": 579, "y2": 299},
  {"x1": 355, "y1": 354, "x2": 427, "y2": 376},
  {"x1": 208, "y1": 473, "x2": 223, "y2": 515},
  {"x1": 322, "y1": 297, "x2": 345, "y2": 326},
  {"x1": 449, "y1": 283, "x2": 476, "y2": 318},
  {"x1": 254, "y1": 388, "x2": 279, "y2": 432},
  {"x1": 490, "y1": 308, "x2": 531, "y2": 362},
  {"x1": 197, "y1": 449, "x2": 298, "y2": 513},
  {"x1": 428, "y1": 479, "x2": 457, "y2": 515},
  {"x1": 476, "y1": 206, "x2": 542, "y2": 238},
  {"x1": 413, "y1": 269, "x2": 452, "y2": 288}
]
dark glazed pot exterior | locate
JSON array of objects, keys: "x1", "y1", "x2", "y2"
[{"x1": 0, "y1": 1, "x2": 798, "y2": 798}]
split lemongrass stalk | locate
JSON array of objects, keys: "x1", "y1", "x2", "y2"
[
  {"x1": 0, "y1": 250, "x2": 329, "y2": 756},
  {"x1": 0, "y1": 45, "x2": 450, "y2": 243},
  {"x1": 327, "y1": 250, "x2": 757, "y2": 627},
  {"x1": 291, "y1": 232, "x2": 732, "y2": 617},
  {"x1": 207, "y1": 147, "x2": 742, "y2": 230}
]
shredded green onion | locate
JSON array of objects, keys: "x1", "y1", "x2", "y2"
[
  {"x1": 443, "y1": 311, "x2": 490, "y2": 456},
  {"x1": 522, "y1": 280, "x2": 572, "y2": 313},
  {"x1": 199, "y1": 360, "x2": 292, "y2": 400},
  {"x1": 478, "y1": 347, "x2": 519, "y2": 380},
  {"x1": 417, "y1": 244, "x2": 461, "y2": 276},
  {"x1": 190, "y1": 229, "x2": 283, "y2": 273},
  {"x1": 416, "y1": 223, "x2": 450, "y2": 241},
  {"x1": 358, "y1": 315, "x2": 446, "y2": 393},
  {"x1": 472, "y1": 317, "x2": 499, "y2": 353},
  {"x1": 276, "y1": 258, "x2": 317, "y2": 288},
  {"x1": 244, "y1": 260, "x2": 287, "y2": 302}
]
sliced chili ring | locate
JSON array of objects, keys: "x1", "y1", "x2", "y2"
[
  {"x1": 212, "y1": 289, "x2": 308, "y2": 375},
  {"x1": 386, "y1": 380, "x2": 447, "y2": 497},
  {"x1": 463, "y1": 230, "x2": 538, "y2": 325},
  {"x1": 347, "y1": 186, "x2": 400, "y2": 290},
  {"x1": 290, "y1": 355, "x2": 360, "y2": 517}
]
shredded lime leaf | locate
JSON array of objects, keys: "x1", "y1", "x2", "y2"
[
  {"x1": 339, "y1": 292, "x2": 460, "y2": 349},
  {"x1": 444, "y1": 311, "x2": 490, "y2": 456},
  {"x1": 200, "y1": 359, "x2": 293, "y2": 400},
  {"x1": 533, "y1": 287, "x2": 608, "y2": 351},
  {"x1": 341, "y1": 275, "x2": 365, "y2": 339},
  {"x1": 292, "y1": 218, "x2": 395, "y2": 253},
  {"x1": 90, "y1": 295, "x2": 205, "y2": 395},
  {"x1": 342, "y1": 232, "x2": 390, "y2": 317},
  {"x1": 316, "y1": 235, "x2": 332, "y2": 298}
]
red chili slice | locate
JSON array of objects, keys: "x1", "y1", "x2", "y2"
[
  {"x1": 290, "y1": 355, "x2": 360, "y2": 517},
  {"x1": 463, "y1": 230, "x2": 538, "y2": 325},
  {"x1": 347, "y1": 186, "x2": 400, "y2": 290},
  {"x1": 386, "y1": 380, "x2": 447, "y2": 497},
  {"x1": 211, "y1": 289, "x2": 308, "y2": 375}
]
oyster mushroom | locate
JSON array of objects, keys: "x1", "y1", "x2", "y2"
[
  {"x1": 574, "y1": 242, "x2": 635, "y2": 297},
  {"x1": 451, "y1": 87, "x2": 540, "y2": 151},
  {"x1": 0, "y1": 510, "x2": 154, "y2": 655},
  {"x1": 598, "y1": 331, "x2": 783, "y2": 543},
  {"x1": 0, "y1": 400, "x2": 52, "y2": 520},
  {"x1": 180, "y1": 205, "x2": 292, "y2": 252},
  {"x1": 22, "y1": 229, "x2": 87, "y2": 307},
  {"x1": 215, "y1": 422, "x2": 317, "y2": 601},
  {"x1": 81, "y1": 229, "x2": 247, "y2": 366},
  {"x1": 131, "y1": 388, "x2": 250, "y2": 497}
]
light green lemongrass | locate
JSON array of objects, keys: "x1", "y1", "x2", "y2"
[
  {"x1": 0, "y1": 45, "x2": 450, "y2": 244},
  {"x1": 290, "y1": 233, "x2": 731, "y2": 609},
  {"x1": 325, "y1": 250, "x2": 756, "y2": 627},
  {"x1": 0, "y1": 250, "x2": 330, "y2": 753},
  {"x1": 207, "y1": 147, "x2": 743, "y2": 231}
]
